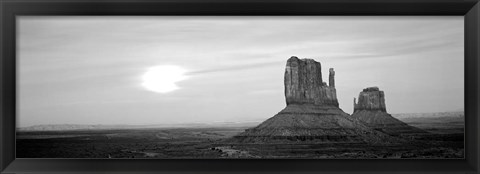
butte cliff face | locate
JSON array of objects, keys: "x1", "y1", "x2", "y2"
[
  {"x1": 284, "y1": 57, "x2": 338, "y2": 107},
  {"x1": 352, "y1": 87, "x2": 426, "y2": 136},
  {"x1": 233, "y1": 57, "x2": 397, "y2": 144},
  {"x1": 354, "y1": 87, "x2": 386, "y2": 112}
]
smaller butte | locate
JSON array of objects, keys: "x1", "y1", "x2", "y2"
[{"x1": 352, "y1": 87, "x2": 426, "y2": 136}]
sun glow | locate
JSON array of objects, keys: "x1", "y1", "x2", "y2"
[{"x1": 142, "y1": 65, "x2": 188, "y2": 93}]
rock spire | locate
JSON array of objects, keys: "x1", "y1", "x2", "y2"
[{"x1": 329, "y1": 68, "x2": 335, "y2": 87}]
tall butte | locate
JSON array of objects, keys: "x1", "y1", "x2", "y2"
[
  {"x1": 233, "y1": 56, "x2": 396, "y2": 144},
  {"x1": 352, "y1": 87, "x2": 426, "y2": 136},
  {"x1": 284, "y1": 57, "x2": 338, "y2": 107}
]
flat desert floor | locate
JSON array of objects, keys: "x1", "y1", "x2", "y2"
[{"x1": 16, "y1": 112, "x2": 464, "y2": 159}]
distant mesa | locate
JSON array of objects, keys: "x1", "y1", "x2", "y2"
[
  {"x1": 232, "y1": 56, "x2": 399, "y2": 144},
  {"x1": 352, "y1": 87, "x2": 426, "y2": 136}
]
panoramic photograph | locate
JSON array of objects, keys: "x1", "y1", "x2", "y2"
[{"x1": 16, "y1": 16, "x2": 464, "y2": 159}]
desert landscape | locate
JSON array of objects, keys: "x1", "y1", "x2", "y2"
[
  {"x1": 16, "y1": 57, "x2": 464, "y2": 159},
  {"x1": 16, "y1": 111, "x2": 464, "y2": 158}
]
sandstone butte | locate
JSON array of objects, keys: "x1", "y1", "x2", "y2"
[
  {"x1": 233, "y1": 56, "x2": 402, "y2": 144},
  {"x1": 352, "y1": 87, "x2": 426, "y2": 136}
]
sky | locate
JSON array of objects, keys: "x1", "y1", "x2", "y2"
[{"x1": 17, "y1": 16, "x2": 464, "y2": 127}]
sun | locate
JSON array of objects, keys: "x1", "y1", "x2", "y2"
[{"x1": 141, "y1": 65, "x2": 188, "y2": 93}]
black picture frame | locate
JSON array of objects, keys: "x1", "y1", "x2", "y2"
[{"x1": 1, "y1": 0, "x2": 479, "y2": 173}]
